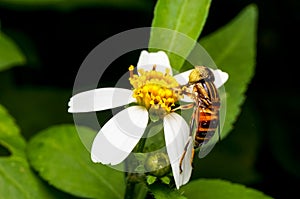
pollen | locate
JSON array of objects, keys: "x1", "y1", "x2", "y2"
[
  {"x1": 129, "y1": 65, "x2": 182, "y2": 114},
  {"x1": 128, "y1": 65, "x2": 134, "y2": 71}
]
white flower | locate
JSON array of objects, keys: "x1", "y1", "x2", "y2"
[{"x1": 68, "y1": 50, "x2": 228, "y2": 189}]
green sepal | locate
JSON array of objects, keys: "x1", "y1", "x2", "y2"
[{"x1": 147, "y1": 175, "x2": 158, "y2": 185}]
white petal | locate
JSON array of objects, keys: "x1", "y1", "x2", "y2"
[
  {"x1": 173, "y1": 69, "x2": 192, "y2": 86},
  {"x1": 172, "y1": 68, "x2": 193, "y2": 102},
  {"x1": 173, "y1": 68, "x2": 229, "y2": 89},
  {"x1": 68, "y1": 88, "x2": 135, "y2": 113},
  {"x1": 91, "y1": 106, "x2": 148, "y2": 165},
  {"x1": 163, "y1": 112, "x2": 192, "y2": 189},
  {"x1": 211, "y1": 69, "x2": 229, "y2": 88},
  {"x1": 136, "y1": 50, "x2": 172, "y2": 75}
]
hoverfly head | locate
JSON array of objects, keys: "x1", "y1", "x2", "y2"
[{"x1": 189, "y1": 66, "x2": 215, "y2": 83}]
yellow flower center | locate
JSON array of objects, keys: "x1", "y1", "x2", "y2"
[{"x1": 128, "y1": 65, "x2": 181, "y2": 113}]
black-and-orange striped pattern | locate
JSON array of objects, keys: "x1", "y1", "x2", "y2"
[{"x1": 193, "y1": 78, "x2": 220, "y2": 148}]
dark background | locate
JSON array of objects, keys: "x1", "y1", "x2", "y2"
[{"x1": 0, "y1": 0, "x2": 299, "y2": 198}]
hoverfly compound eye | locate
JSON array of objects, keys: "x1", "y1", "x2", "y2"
[
  {"x1": 196, "y1": 66, "x2": 215, "y2": 82},
  {"x1": 204, "y1": 67, "x2": 215, "y2": 82}
]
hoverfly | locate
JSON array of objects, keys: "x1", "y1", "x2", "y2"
[{"x1": 173, "y1": 66, "x2": 221, "y2": 173}]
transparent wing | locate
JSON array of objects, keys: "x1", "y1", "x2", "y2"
[
  {"x1": 198, "y1": 110, "x2": 220, "y2": 159},
  {"x1": 91, "y1": 106, "x2": 148, "y2": 165},
  {"x1": 190, "y1": 105, "x2": 199, "y2": 143}
]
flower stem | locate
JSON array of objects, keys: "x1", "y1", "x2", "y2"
[
  {"x1": 124, "y1": 173, "x2": 148, "y2": 199},
  {"x1": 124, "y1": 124, "x2": 153, "y2": 199},
  {"x1": 124, "y1": 175, "x2": 135, "y2": 199}
]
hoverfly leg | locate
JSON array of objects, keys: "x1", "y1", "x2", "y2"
[
  {"x1": 179, "y1": 136, "x2": 193, "y2": 174},
  {"x1": 190, "y1": 148, "x2": 195, "y2": 168},
  {"x1": 172, "y1": 103, "x2": 194, "y2": 112},
  {"x1": 179, "y1": 151, "x2": 186, "y2": 174},
  {"x1": 181, "y1": 88, "x2": 196, "y2": 101}
]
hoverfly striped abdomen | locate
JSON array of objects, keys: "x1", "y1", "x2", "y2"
[
  {"x1": 194, "y1": 107, "x2": 220, "y2": 147},
  {"x1": 193, "y1": 76, "x2": 220, "y2": 148}
]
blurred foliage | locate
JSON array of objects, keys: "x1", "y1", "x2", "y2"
[
  {"x1": 0, "y1": 0, "x2": 152, "y2": 11},
  {"x1": 260, "y1": 92, "x2": 300, "y2": 178},
  {"x1": 0, "y1": 85, "x2": 72, "y2": 139},
  {"x1": 0, "y1": 30, "x2": 25, "y2": 71}
]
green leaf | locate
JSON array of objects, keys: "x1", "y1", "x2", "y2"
[
  {"x1": 0, "y1": 104, "x2": 55, "y2": 199},
  {"x1": 199, "y1": 4, "x2": 258, "y2": 137},
  {"x1": 150, "y1": 184, "x2": 187, "y2": 199},
  {"x1": 149, "y1": 0, "x2": 211, "y2": 71},
  {"x1": 0, "y1": 30, "x2": 26, "y2": 72},
  {"x1": 181, "y1": 179, "x2": 273, "y2": 199},
  {"x1": 27, "y1": 124, "x2": 125, "y2": 199}
]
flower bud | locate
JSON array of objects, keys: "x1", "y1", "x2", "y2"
[{"x1": 145, "y1": 152, "x2": 171, "y2": 177}]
